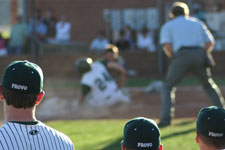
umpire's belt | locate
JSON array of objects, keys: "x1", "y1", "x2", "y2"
[{"x1": 178, "y1": 46, "x2": 202, "y2": 51}]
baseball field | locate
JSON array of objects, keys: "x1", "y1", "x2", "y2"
[
  {"x1": 1, "y1": 77, "x2": 225, "y2": 150},
  {"x1": 38, "y1": 77, "x2": 225, "y2": 150},
  {"x1": 0, "y1": 76, "x2": 225, "y2": 150},
  {"x1": 45, "y1": 118, "x2": 197, "y2": 150},
  {"x1": 0, "y1": 55, "x2": 225, "y2": 150}
]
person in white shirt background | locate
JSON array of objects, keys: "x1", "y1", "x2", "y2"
[
  {"x1": 89, "y1": 30, "x2": 109, "y2": 52},
  {"x1": 137, "y1": 26, "x2": 156, "y2": 52},
  {"x1": 55, "y1": 15, "x2": 71, "y2": 43}
]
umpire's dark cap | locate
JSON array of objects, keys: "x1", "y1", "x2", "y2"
[{"x1": 169, "y1": 2, "x2": 190, "y2": 18}]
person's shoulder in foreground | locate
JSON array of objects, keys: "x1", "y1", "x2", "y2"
[
  {"x1": 0, "y1": 60, "x2": 74, "y2": 150},
  {"x1": 121, "y1": 117, "x2": 162, "y2": 150},
  {"x1": 196, "y1": 106, "x2": 225, "y2": 150}
]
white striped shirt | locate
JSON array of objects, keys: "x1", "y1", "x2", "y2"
[{"x1": 0, "y1": 121, "x2": 74, "y2": 150}]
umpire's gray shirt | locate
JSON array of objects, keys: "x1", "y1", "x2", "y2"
[{"x1": 160, "y1": 16, "x2": 214, "y2": 52}]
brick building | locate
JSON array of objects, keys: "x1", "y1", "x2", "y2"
[
  {"x1": 5, "y1": 0, "x2": 225, "y2": 46},
  {"x1": 27, "y1": 0, "x2": 160, "y2": 44},
  {"x1": 6, "y1": 0, "x2": 192, "y2": 43}
]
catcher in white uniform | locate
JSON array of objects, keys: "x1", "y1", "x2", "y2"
[{"x1": 75, "y1": 57, "x2": 130, "y2": 107}]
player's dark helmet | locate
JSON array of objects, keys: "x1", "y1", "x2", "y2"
[{"x1": 75, "y1": 57, "x2": 93, "y2": 73}]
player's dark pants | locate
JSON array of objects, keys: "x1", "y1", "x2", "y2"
[{"x1": 160, "y1": 48, "x2": 225, "y2": 123}]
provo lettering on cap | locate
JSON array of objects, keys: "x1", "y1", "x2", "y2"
[
  {"x1": 137, "y1": 142, "x2": 153, "y2": 148},
  {"x1": 208, "y1": 132, "x2": 223, "y2": 138},
  {"x1": 11, "y1": 83, "x2": 28, "y2": 91}
]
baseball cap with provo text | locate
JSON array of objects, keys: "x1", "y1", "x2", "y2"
[
  {"x1": 196, "y1": 106, "x2": 225, "y2": 139},
  {"x1": 121, "y1": 117, "x2": 161, "y2": 150},
  {"x1": 1, "y1": 60, "x2": 43, "y2": 94}
]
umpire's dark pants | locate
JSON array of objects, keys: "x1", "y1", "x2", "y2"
[{"x1": 160, "y1": 48, "x2": 225, "y2": 123}]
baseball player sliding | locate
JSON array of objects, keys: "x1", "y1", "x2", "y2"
[
  {"x1": 0, "y1": 60, "x2": 74, "y2": 150},
  {"x1": 75, "y1": 57, "x2": 130, "y2": 107}
]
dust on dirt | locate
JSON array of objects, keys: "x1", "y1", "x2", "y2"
[
  {"x1": 0, "y1": 85, "x2": 223, "y2": 122},
  {"x1": 36, "y1": 86, "x2": 224, "y2": 121}
]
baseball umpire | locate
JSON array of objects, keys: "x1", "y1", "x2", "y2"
[
  {"x1": 159, "y1": 2, "x2": 225, "y2": 127},
  {"x1": 0, "y1": 60, "x2": 74, "y2": 149}
]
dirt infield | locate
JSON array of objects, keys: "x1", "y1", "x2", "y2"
[
  {"x1": 0, "y1": 85, "x2": 224, "y2": 122},
  {"x1": 0, "y1": 53, "x2": 225, "y2": 122},
  {"x1": 35, "y1": 86, "x2": 225, "y2": 121}
]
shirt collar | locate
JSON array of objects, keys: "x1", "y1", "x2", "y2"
[{"x1": 8, "y1": 121, "x2": 39, "y2": 125}]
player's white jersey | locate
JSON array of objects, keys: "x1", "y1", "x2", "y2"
[
  {"x1": 0, "y1": 121, "x2": 74, "y2": 150},
  {"x1": 81, "y1": 62, "x2": 129, "y2": 106},
  {"x1": 81, "y1": 62, "x2": 117, "y2": 101}
]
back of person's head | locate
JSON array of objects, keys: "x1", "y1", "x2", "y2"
[
  {"x1": 169, "y1": 2, "x2": 190, "y2": 18},
  {"x1": 196, "y1": 106, "x2": 225, "y2": 149},
  {"x1": 121, "y1": 117, "x2": 162, "y2": 150},
  {"x1": 1, "y1": 60, "x2": 44, "y2": 109}
]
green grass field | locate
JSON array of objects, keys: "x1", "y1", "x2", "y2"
[
  {"x1": 46, "y1": 118, "x2": 199, "y2": 150},
  {"x1": 43, "y1": 77, "x2": 224, "y2": 150},
  {"x1": 45, "y1": 77, "x2": 225, "y2": 90}
]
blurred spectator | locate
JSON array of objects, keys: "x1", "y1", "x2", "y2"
[
  {"x1": 116, "y1": 25, "x2": 135, "y2": 51},
  {"x1": 89, "y1": 30, "x2": 109, "y2": 52},
  {"x1": 43, "y1": 10, "x2": 57, "y2": 43},
  {"x1": 206, "y1": 0, "x2": 219, "y2": 12},
  {"x1": 123, "y1": 26, "x2": 134, "y2": 46},
  {"x1": 46, "y1": 19, "x2": 57, "y2": 43},
  {"x1": 137, "y1": 26, "x2": 156, "y2": 52},
  {"x1": 131, "y1": 29, "x2": 137, "y2": 48},
  {"x1": 8, "y1": 15, "x2": 28, "y2": 55},
  {"x1": 116, "y1": 30, "x2": 130, "y2": 51},
  {"x1": 55, "y1": 15, "x2": 71, "y2": 43},
  {"x1": 34, "y1": 8, "x2": 44, "y2": 21},
  {"x1": 29, "y1": 17, "x2": 48, "y2": 44},
  {"x1": 193, "y1": 3, "x2": 206, "y2": 22},
  {"x1": 43, "y1": 9, "x2": 57, "y2": 26},
  {"x1": 0, "y1": 32, "x2": 7, "y2": 56}
]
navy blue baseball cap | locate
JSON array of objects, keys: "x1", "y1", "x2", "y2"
[
  {"x1": 121, "y1": 117, "x2": 161, "y2": 150},
  {"x1": 196, "y1": 106, "x2": 225, "y2": 139},
  {"x1": 1, "y1": 60, "x2": 44, "y2": 94}
]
